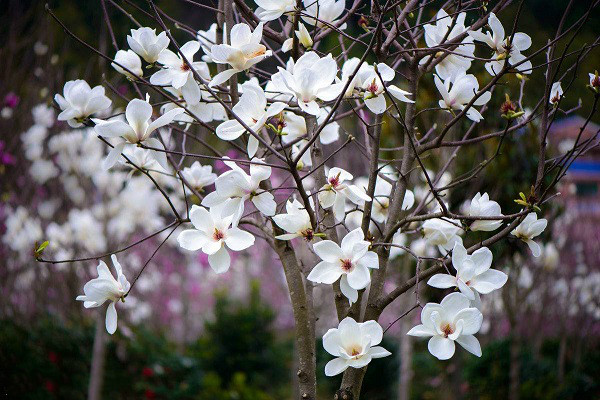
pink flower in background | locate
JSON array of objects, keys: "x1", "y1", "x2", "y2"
[
  {"x1": 4, "y1": 92, "x2": 20, "y2": 108},
  {"x1": 0, "y1": 141, "x2": 16, "y2": 165}
]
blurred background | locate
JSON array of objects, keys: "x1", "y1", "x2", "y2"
[{"x1": 0, "y1": 0, "x2": 599, "y2": 399}]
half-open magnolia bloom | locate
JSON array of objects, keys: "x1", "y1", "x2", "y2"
[
  {"x1": 93, "y1": 98, "x2": 184, "y2": 170},
  {"x1": 181, "y1": 161, "x2": 217, "y2": 192},
  {"x1": 55, "y1": 80, "x2": 112, "y2": 128},
  {"x1": 177, "y1": 204, "x2": 255, "y2": 273},
  {"x1": 197, "y1": 23, "x2": 219, "y2": 63},
  {"x1": 216, "y1": 84, "x2": 286, "y2": 157},
  {"x1": 435, "y1": 72, "x2": 491, "y2": 122},
  {"x1": 511, "y1": 212, "x2": 548, "y2": 257},
  {"x1": 255, "y1": 0, "x2": 295, "y2": 21},
  {"x1": 422, "y1": 9, "x2": 475, "y2": 82},
  {"x1": 428, "y1": 243, "x2": 507, "y2": 300},
  {"x1": 276, "y1": 52, "x2": 344, "y2": 115},
  {"x1": 280, "y1": 109, "x2": 339, "y2": 145},
  {"x1": 549, "y1": 82, "x2": 563, "y2": 105},
  {"x1": 112, "y1": 49, "x2": 143, "y2": 79},
  {"x1": 150, "y1": 41, "x2": 210, "y2": 105},
  {"x1": 467, "y1": 192, "x2": 503, "y2": 231},
  {"x1": 202, "y1": 158, "x2": 276, "y2": 226},
  {"x1": 273, "y1": 198, "x2": 313, "y2": 240},
  {"x1": 302, "y1": 0, "x2": 347, "y2": 30},
  {"x1": 323, "y1": 317, "x2": 391, "y2": 376},
  {"x1": 371, "y1": 177, "x2": 415, "y2": 223},
  {"x1": 468, "y1": 12, "x2": 532, "y2": 76},
  {"x1": 422, "y1": 218, "x2": 463, "y2": 253},
  {"x1": 127, "y1": 27, "x2": 170, "y2": 64},
  {"x1": 308, "y1": 228, "x2": 379, "y2": 304},
  {"x1": 361, "y1": 63, "x2": 414, "y2": 114},
  {"x1": 209, "y1": 22, "x2": 271, "y2": 87},
  {"x1": 318, "y1": 167, "x2": 371, "y2": 222},
  {"x1": 76, "y1": 255, "x2": 130, "y2": 335},
  {"x1": 407, "y1": 292, "x2": 483, "y2": 360},
  {"x1": 282, "y1": 22, "x2": 314, "y2": 53}
]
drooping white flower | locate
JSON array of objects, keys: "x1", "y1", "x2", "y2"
[
  {"x1": 202, "y1": 158, "x2": 276, "y2": 225},
  {"x1": 177, "y1": 204, "x2": 255, "y2": 273},
  {"x1": 112, "y1": 49, "x2": 143, "y2": 79},
  {"x1": 76, "y1": 255, "x2": 130, "y2": 334},
  {"x1": 150, "y1": 41, "x2": 210, "y2": 105},
  {"x1": 255, "y1": 0, "x2": 295, "y2": 21},
  {"x1": 302, "y1": 0, "x2": 347, "y2": 30},
  {"x1": 93, "y1": 98, "x2": 184, "y2": 170},
  {"x1": 275, "y1": 51, "x2": 343, "y2": 115},
  {"x1": 308, "y1": 228, "x2": 379, "y2": 304},
  {"x1": 127, "y1": 27, "x2": 170, "y2": 64},
  {"x1": 55, "y1": 80, "x2": 112, "y2": 128},
  {"x1": 468, "y1": 13, "x2": 532, "y2": 76},
  {"x1": 422, "y1": 218, "x2": 463, "y2": 253},
  {"x1": 323, "y1": 317, "x2": 391, "y2": 376},
  {"x1": 371, "y1": 177, "x2": 414, "y2": 223},
  {"x1": 273, "y1": 198, "x2": 314, "y2": 240},
  {"x1": 467, "y1": 192, "x2": 503, "y2": 231},
  {"x1": 511, "y1": 212, "x2": 548, "y2": 257},
  {"x1": 422, "y1": 9, "x2": 475, "y2": 82},
  {"x1": 549, "y1": 82, "x2": 563, "y2": 105},
  {"x1": 407, "y1": 292, "x2": 483, "y2": 360},
  {"x1": 318, "y1": 167, "x2": 371, "y2": 222},
  {"x1": 282, "y1": 22, "x2": 314, "y2": 52},
  {"x1": 208, "y1": 22, "x2": 271, "y2": 87},
  {"x1": 434, "y1": 72, "x2": 491, "y2": 122},
  {"x1": 181, "y1": 161, "x2": 217, "y2": 192},
  {"x1": 216, "y1": 84, "x2": 286, "y2": 157},
  {"x1": 428, "y1": 243, "x2": 507, "y2": 299}
]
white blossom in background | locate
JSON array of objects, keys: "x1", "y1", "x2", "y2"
[
  {"x1": 93, "y1": 98, "x2": 184, "y2": 170},
  {"x1": 127, "y1": 27, "x2": 170, "y2": 64},
  {"x1": 177, "y1": 204, "x2": 255, "y2": 273},
  {"x1": 302, "y1": 0, "x2": 347, "y2": 30},
  {"x1": 76, "y1": 255, "x2": 130, "y2": 334},
  {"x1": 280, "y1": 108, "x2": 339, "y2": 145},
  {"x1": 54, "y1": 80, "x2": 112, "y2": 127},
  {"x1": 407, "y1": 292, "x2": 483, "y2": 360},
  {"x1": 120, "y1": 146, "x2": 161, "y2": 173},
  {"x1": 318, "y1": 167, "x2": 371, "y2": 222},
  {"x1": 112, "y1": 49, "x2": 143, "y2": 79},
  {"x1": 549, "y1": 82, "x2": 563, "y2": 105},
  {"x1": 255, "y1": 0, "x2": 295, "y2": 21},
  {"x1": 2, "y1": 206, "x2": 43, "y2": 256},
  {"x1": 428, "y1": 243, "x2": 507, "y2": 300},
  {"x1": 197, "y1": 23, "x2": 219, "y2": 62},
  {"x1": 435, "y1": 72, "x2": 491, "y2": 122},
  {"x1": 282, "y1": 22, "x2": 313, "y2": 52},
  {"x1": 181, "y1": 161, "x2": 217, "y2": 192},
  {"x1": 202, "y1": 158, "x2": 276, "y2": 225},
  {"x1": 323, "y1": 317, "x2": 391, "y2": 376},
  {"x1": 422, "y1": 218, "x2": 463, "y2": 253},
  {"x1": 511, "y1": 212, "x2": 548, "y2": 257},
  {"x1": 467, "y1": 192, "x2": 503, "y2": 231},
  {"x1": 161, "y1": 86, "x2": 227, "y2": 125},
  {"x1": 389, "y1": 231, "x2": 407, "y2": 259},
  {"x1": 209, "y1": 22, "x2": 271, "y2": 87},
  {"x1": 371, "y1": 177, "x2": 414, "y2": 223},
  {"x1": 273, "y1": 198, "x2": 314, "y2": 240},
  {"x1": 308, "y1": 228, "x2": 379, "y2": 304}
]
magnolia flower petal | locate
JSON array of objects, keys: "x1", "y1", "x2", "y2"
[
  {"x1": 225, "y1": 228, "x2": 255, "y2": 251},
  {"x1": 347, "y1": 354, "x2": 372, "y2": 368},
  {"x1": 470, "y1": 269, "x2": 508, "y2": 294},
  {"x1": 406, "y1": 324, "x2": 435, "y2": 337},
  {"x1": 209, "y1": 68, "x2": 238, "y2": 87},
  {"x1": 323, "y1": 328, "x2": 343, "y2": 356},
  {"x1": 346, "y1": 263, "x2": 371, "y2": 289},
  {"x1": 339, "y1": 275, "x2": 358, "y2": 304},
  {"x1": 105, "y1": 302, "x2": 118, "y2": 334},
  {"x1": 177, "y1": 229, "x2": 208, "y2": 251},
  {"x1": 208, "y1": 246, "x2": 231, "y2": 273},
  {"x1": 103, "y1": 142, "x2": 126, "y2": 170},
  {"x1": 313, "y1": 240, "x2": 343, "y2": 262},
  {"x1": 427, "y1": 274, "x2": 457, "y2": 289},
  {"x1": 252, "y1": 192, "x2": 277, "y2": 216},
  {"x1": 428, "y1": 336, "x2": 455, "y2": 360},
  {"x1": 526, "y1": 239, "x2": 542, "y2": 257},
  {"x1": 364, "y1": 94, "x2": 387, "y2": 114},
  {"x1": 360, "y1": 320, "x2": 383, "y2": 345},
  {"x1": 368, "y1": 346, "x2": 392, "y2": 359},
  {"x1": 454, "y1": 308, "x2": 483, "y2": 335},
  {"x1": 325, "y1": 357, "x2": 348, "y2": 376},
  {"x1": 307, "y1": 260, "x2": 342, "y2": 284},
  {"x1": 94, "y1": 120, "x2": 135, "y2": 138},
  {"x1": 455, "y1": 334, "x2": 482, "y2": 357}
]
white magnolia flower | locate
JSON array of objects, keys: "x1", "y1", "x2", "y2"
[
  {"x1": 127, "y1": 27, "x2": 170, "y2": 64},
  {"x1": 389, "y1": 231, "x2": 407, "y2": 259},
  {"x1": 255, "y1": 0, "x2": 295, "y2": 21},
  {"x1": 55, "y1": 80, "x2": 112, "y2": 128},
  {"x1": 361, "y1": 63, "x2": 414, "y2": 114},
  {"x1": 468, "y1": 13, "x2": 532, "y2": 76},
  {"x1": 371, "y1": 177, "x2": 414, "y2": 223},
  {"x1": 467, "y1": 192, "x2": 503, "y2": 231},
  {"x1": 318, "y1": 167, "x2": 371, "y2": 222},
  {"x1": 511, "y1": 212, "x2": 548, "y2": 257},
  {"x1": 216, "y1": 84, "x2": 286, "y2": 157},
  {"x1": 422, "y1": 9, "x2": 475, "y2": 82},
  {"x1": 181, "y1": 161, "x2": 217, "y2": 192},
  {"x1": 302, "y1": 0, "x2": 347, "y2": 30},
  {"x1": 407, "y1": 292, "x2": 483, "y2": 360},
  {"x1": 549, "y1": 82, "x2": 563, "y2": 105},
  {"x1": 308, "y1": 228, "x2": 379, "y2": 304},
  {"x1": 428, "y1": 243, "x2": 507, "y2": 299},
  {"x1": 282, "y1": 22, "x2": 313, "y2": 52},
  {"x1": 202, "y1": 158, "x2": 276, "y2": 225},
  {"x1": 162, "y1": 86, "x2": 227, "y2": 125},
  {"x1": 150, "y1": 41, "x2": 210, "y2": 105},
  {"x1": 323, "y1": 317, "x2": 391, "y2": 376},
  {"x1": 93, "y1": 98, "x2": 183, "y2": 170},
  {"x1": 273, "y1": 198, "x2": 314, "y2": 240},
  {"x1": 197, "y1": 23, "x2": 219, "y2": 62},
  {"x1": 209, "y1": 22, "x2": 271, "y2": 87},
  {"x1": 112, "y1": 49, "x2": 143, "y2": 79},
  {"x1": 76, "y1": 255, "x2": 130, "y2": 334},
  {"x1": 422, "y1": 218, "x2": 463, "y2": 253},
  {"x1": 435, "y1": 72, "x2": 491, "y2": 122},
  {"x1": 280, "y1": 109, "x2": 339, "y2": 145},
  {"x1": 177, "y1": 204, "x2": 255, "y2": 273},
  {"x1": 276, "y1": 51, "x2": 343, "y2": 115}
]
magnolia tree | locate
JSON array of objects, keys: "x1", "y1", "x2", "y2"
[{"x1": 35, "y1": 0, "x2": 600, "y2": 398}]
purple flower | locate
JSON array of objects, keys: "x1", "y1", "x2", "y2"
[
  {"x1": 3, "y1": 92, "x2": 20, "y2": 108},
  {"x1": 0, "y1": 141, "x2": 16, "y2": 165}
]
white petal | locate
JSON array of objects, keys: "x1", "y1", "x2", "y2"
[
  {"x1": 313, "y1": 240, "x2": 343, "y2": 262},
  {"x1": 470, "y1": 269, "x2": 508, "y2": 294},
  {"x1": 360, "y1": 320, "x2": 383, "y2": 345},
  {"x1": 307, "y1": 260, "x2": 341, "y2": 284},
  {"x1": 323, "y1": 329, "x2": 343, "y2": 356},
  {"x1": 428, "y1": 336, "x2": 456, "y2": 360},
  {"x1": 427, "y1": 274, "x2": 457, "y2": 289},
  {"x1": 347, "y1": 264, "x2": 371, "y2": 289},
  {"x1": 406, "y1": 324, "x2": 435, "y2": 337},
  {"x1": 105, "y1": 302, "x2": 118, "y2": 334},
  {"x1": 325, "y1": 358, "x2": 348, "y2": 376},
  {"x1": 526, "y1": 239, "x2": 542, "y2": 257},
  {"x1": 455, "y1": 334, "x2": 482, "y2": 357},
  {"x1": 252, "y1": 191, "x2": 276, "y2": 216},
  {"x1": 177, "y1": 229, "x2": 208, "y2": 251},
  {"x1": 453, "y1": 308, "x2": 483, "y2": 335},
  {"x1": 103, "y1": 142, "x2": 126, "y2": 170},
  {"x1": 208, "y1": 246, "x2": 231, "y2": 273},
  {"x1": 368, "y1": 346, "x2": 392, "y2": 359},
  {"x1": 225, "y1": 228, "x2": 255, "y2": 251},
  {"x1": 339, "y1": 275, "x2": 358, "y2": 304}
]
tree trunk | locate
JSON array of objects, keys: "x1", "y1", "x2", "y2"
[
  {"x1": 88, "y1": 311, "x2": 107, "y2": 400},
  {"x1": 509, "y1": 335, "x2": 520, "y2": 400}
]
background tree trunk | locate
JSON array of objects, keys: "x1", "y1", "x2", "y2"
[{"x1": 88, "y1": 311, "x2": 107, "y2": 400}]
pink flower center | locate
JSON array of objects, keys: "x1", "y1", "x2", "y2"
[
  {"x1": 367, "y1": 79, "x2": 379, "y2": 94},
  {"x1": 180, "y1": 63, "x2": 191, "y2": 72},
  {"x1": 441, "y1": 323, "x2": 454, "y2": 338},
  {"x1": 340, "y1": 259, "x2": 353, "y2": 272},
  {"x1": 213, "y1": 229, "x2": 225, "y2": 241}
]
